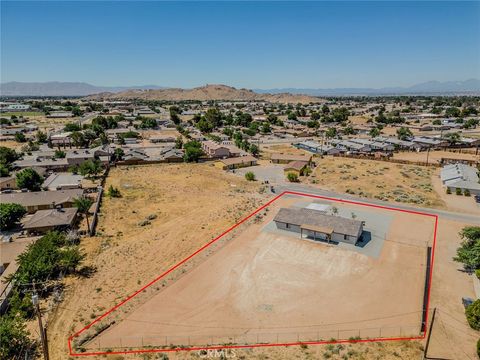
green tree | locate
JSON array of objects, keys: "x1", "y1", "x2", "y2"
[
  {"x1": 54, "y1": 149, "x2": 66, "y2": 158},
  {"x1": 245, "y1": 172, "x2": 256, "y2": 181},
  {"x1": 175, "y1": 136, "x2": 183, "y2": 149},
  {"x1": 14, "y1": 132, "x2": 26, "y2": 143},
  {"x1": 0, "y1": 164, "x2": 9, "y2": 177},
  {"x1": 369, "y1": 127, "x2": 381, "y2": 138},
  {"x1": 78, "y1": 159, "x2": 103, "y2": 178},
  {"x1": 73, "y1": 196, "x2": 94, "y2": 232},
  {"x1": 466, "y1": 300, "x2": 480, "y2": 330},
  {"x1": 183, "y1": 141, "x2": 204, "y2": 162},
  {"x1": 325, "y1": 127, "x2": 337, "y2": 138},
  {"x1": 64, "y1": 122, "x2": 82, "y2": 132},
  {"x1": 35, "y1": 130, "x2": 47, "y2": 143},
  {"x1": 445, "y1": 107, "x2": 461, "y2": 118},
  {"x1": 113, "y1": 148, "x2": 124, "y2": 161},
  {"x1": 396, "y1": 127, "x2": 413, "y2": 140},
  {"x1": 0, "y1": 203, "x2": 27, "y2": 230},
  {"x1": 0, "y1": 315, "x2": 35, "y2": 359},
  {"x1": 16, "y1": 168, "x2": 43, "y2": 191},
  {"x1": 454, "y1": 226, "x2": 480, "y2": 271},
  {"x1": 0, "y1": 146, "x2": 19, "y2": 166}
]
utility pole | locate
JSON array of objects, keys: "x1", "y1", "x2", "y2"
[{"x1": 32, "y1": 284, "x2": 49, "y2": 360}]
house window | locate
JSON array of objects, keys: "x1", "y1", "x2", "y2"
[
  {"x1": 286, "y1": 223, "x2": 290, "y2": 229},
  {"x1": 344, "y1": 234, "x2": 347, "y2": 240}
]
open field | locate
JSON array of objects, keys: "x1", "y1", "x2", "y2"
[
  {"x1": 260, "y1": 143, "x2": 310, "y2": 158},
  {"x1": 393, "y1": 149, "x2": 479, "y2": 164},
  {"x1": 47, "y1": 163, "x2": 265, "y2": 359},
  {"x1": 85, "y1": 194, "x2": 433, "y2": 353},
  {"x1": 309, "y1": 157, "x2": 444, "y2": 207}
]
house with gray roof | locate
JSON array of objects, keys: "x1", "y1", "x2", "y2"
[
  {"x1": 440, "y1": 163, "x2": 480, "y2": 195},
  {"x1": 22, "y1": 207, "x2": 78, "y2": 234},
  {"x1": 1, "y1": 188, "x2": 84, "y2": 213},
  {"x1": 273, "y1": 207, "x2": 364, "y2": 245}
]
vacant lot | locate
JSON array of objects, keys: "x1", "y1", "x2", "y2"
[
  {"x1": 90, "y1": 195, "x2": 433, "y2": 351},
  {"x1": 47, "y1": 163, "x2": 264, "y2": 359},
  {"x1": 261, "y1": 143, "x2": 310, "y2": 159},
  {"x1": 310, "y1": 157, "x2": 444, "y2": 207},
  {"x1": 393, "y1": 150, "x2": 479, "y2": 164}
]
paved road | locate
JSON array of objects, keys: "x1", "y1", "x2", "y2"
[{"x1": 274, "y1": 183, "x2": 480, "y2": 225}]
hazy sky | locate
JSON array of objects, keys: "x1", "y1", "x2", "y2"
[{"x1": 1, "y1": 1, "x2": 479, "y2": 88}]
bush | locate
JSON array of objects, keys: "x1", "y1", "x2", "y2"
[
  {"x1": 456, "y1": 188, "x2": 462, "y2": 195},
  {"x1": 0, "y1": 203, "x2": 27, "y2": 230},
  {"x1": 446, "y1": 187, "x2": 451, "y2": 194},
  {"x1": 464, "y1": 189, "x2": 471, "y2": 196},
  {"x1": 107, "y1": 185, "x2": 121, "y2": 198},
  {"x1": 466, "y1": 300, "x2": 480, "y2": 330},
  {"x1": 477, "y1": 338, "x2": 480, "y2": 358},
  {"x1": 476, "y1": 269, "x2": 480, "y2": 279},
  {"x1": 244, "y1": 172, "x2": 256, "y2": 181},
  {"x1": 287, "y1": 172, "x2": 299, "y2": 182}
]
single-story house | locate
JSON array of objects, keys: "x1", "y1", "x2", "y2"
[
  {"x1": 0, "y1": 176, "x2": 17, "y2": 191},
  {"x1": 270, "y1": 153, "x2": 312, "y2": 164},
  {"x1": 22, "y1": 207, "x2": 78, "y2": 234},
  {"x1": 1, "y1": 188, "x2": 84, "y2": 213},
  {"x1": 216, "y1": 155, "x2": 258, "y2": 170},
  {"x1": 273, "y1": 207, "x2": 364, "y2": 245},
  {"x1": 284, "y1": 161, "x2": 309, "y2": 176},
  {"x1": 440, "y1": 163, "x2": 480, "y2": 195},
  {"x1": 42, "y1": 173, "x2": 84, "y2": 191}
]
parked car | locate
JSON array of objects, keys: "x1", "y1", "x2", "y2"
[{"x1": 474, "y1": 195, "x2": 480, "y2": 203}]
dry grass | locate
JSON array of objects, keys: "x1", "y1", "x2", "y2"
[
  {"x1": 309, "y1": 157, "x2": 444, "y2": 207},
  {"x1": 47, "y1": 163, "x2": 266, "y2": 359}
]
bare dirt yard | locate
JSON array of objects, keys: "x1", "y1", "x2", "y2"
[
  {"x1": 393, "y1": 149, "x2": 479, "y2": 165},
  {"x1": 260, "y1": 143, "x2": 310, "y2": 159},
  {"x1": 47, "y1": 163, "x2": 265, "y2": 359},
  {"x1": 89, "y1": 194, "x2": 433, "y2": 354},
  {"x1": 309, "y1": 156, "x2": 445, "y2": 208}
]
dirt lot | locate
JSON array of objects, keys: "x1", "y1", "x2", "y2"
[
  {"x1": 260, "y1": 143, "x2": 310, "y2": 159},
  {"x1": 46, "y1": 163, "x2": 265, "y2": 359},
  {"x1": 309, "y1": 157, "x2": 444, "y2": 208},
  {"x1": 393, "y1": 149, "x2": 479, "y2": 164},
  {"x1": 90, "y1": 195, "x2": 433, "y2": 352}
]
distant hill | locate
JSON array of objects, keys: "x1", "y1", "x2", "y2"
[
  {"x1": 0, "y1": 81, "x2": 166, "y2": 97},
  {"x1": 255, "y1": 79, "x2": 480, "y2": 96},
  {"x1": 2, "y1": 79, "x2": 479, "y2": 98},
  {"x1": 87, "y1": 84, "x2": 322, "y2": 103}
]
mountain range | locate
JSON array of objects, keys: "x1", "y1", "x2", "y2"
[{"x1": 1, "y1": 79, "x2": 479, "y2": 97}]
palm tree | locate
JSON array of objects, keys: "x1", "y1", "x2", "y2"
[{"x1": 73, "y1": 196, "x2": 94, "y2": 234}]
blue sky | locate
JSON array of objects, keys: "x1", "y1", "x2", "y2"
[{"x1": 1, "y1": 1, "x2": 479, "y2": 88}]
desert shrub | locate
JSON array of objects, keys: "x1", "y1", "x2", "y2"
[
  {"x1": 107, "y1": 185, "x2": 121, "y2": 198},
  {"x1": 456, "y1": 188, "x2": 462, "y2": 195},
  {"x1": 287, "y1": 172, "x2": 299, "y2": 182},
  {"x1": 446, "y1": 187, "x2": 451, "y2": 194},
  {"x1": 464, "y1": 189, "x2": 471, "y2": 196},
  {"x1": 244, "y1": 171, "x2": 256, "y2": 181}
]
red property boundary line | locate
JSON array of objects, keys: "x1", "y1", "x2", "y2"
[{"x1": 68, "y1": 190, "x2": 438, "y2": 357}]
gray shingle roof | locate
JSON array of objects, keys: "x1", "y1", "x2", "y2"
[{"x1": 274, "y1": 208, "x2": 363, "y2": 237}]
